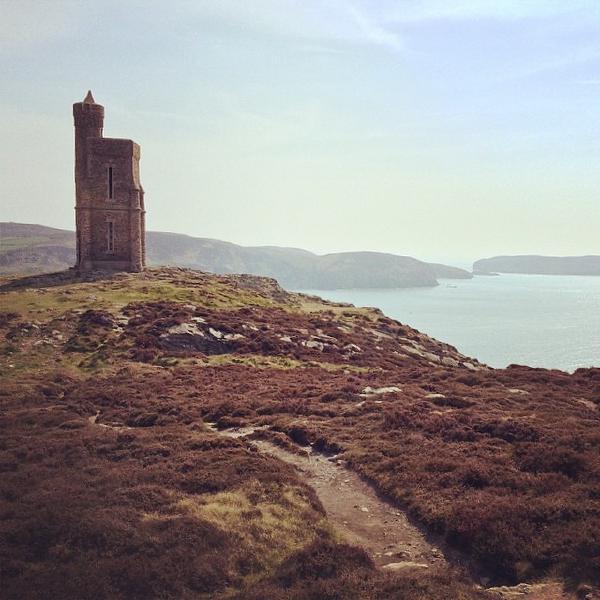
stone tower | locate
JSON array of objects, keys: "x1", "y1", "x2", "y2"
[{"x1": 73, "y1": 91, "x2": 145, "y2": 272}]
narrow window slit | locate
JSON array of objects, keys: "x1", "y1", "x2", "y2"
[
  {"x1": 107, "y1": 221, "x2": 114, "y2": 253},
  {"x1": 108, "y1": 166, "x2": 114, "y2": 199}
]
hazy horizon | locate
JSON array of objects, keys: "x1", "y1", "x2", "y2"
[{"x1": 2, "y1": 0, "x2": 600, "y2": 264}]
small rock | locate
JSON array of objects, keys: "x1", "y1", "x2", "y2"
[
  {"x1": 361, "y1": 386, "x2": 401, "y2": 396},
  {"x1": 441, "y1": 356, "x2": 459, "y2": 367},
  {"x1": 315, "y1": 329, "x2": 337, "y2": 342},
  {"x1": 382, "y1": 562, "x2": 429, "y2": 571},
  {"x1": 303, "y1": 339, "x2": 325, "y2": 351},
  {"x1": 486, "y1": 583, "x2": 534, "y2": 597},
  {"x1": 163, "y1": 322, "x2": 204, "y2": 337},
  {"x1": 577, "y1": 584, "x2": 594, "y2": 599},
  {"x1": 343, "y1": 343, "x2": 362, "y2": 353},
  {"x1": 224, "y1": 333, "x2": 245, "y2": 341}
]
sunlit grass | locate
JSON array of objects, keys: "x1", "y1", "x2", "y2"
[{"x1": 176, "y1": 480, "x2": 330, "y2": 585}]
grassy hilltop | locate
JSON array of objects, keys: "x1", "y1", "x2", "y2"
[{"x1": 1, "y1": 268, "x2": 599, "y2": 599}]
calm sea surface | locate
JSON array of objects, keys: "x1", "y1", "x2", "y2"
[{"x1": 299, "y1": 274, "x2": 600, "y2": 372}]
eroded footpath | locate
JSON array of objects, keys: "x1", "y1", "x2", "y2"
[
  {"x1": 209, "y1": 423, "x2": 442, "y2": 571},
  {"x1": 208, "y1": 423, "x2": 582, "y2": 600}
]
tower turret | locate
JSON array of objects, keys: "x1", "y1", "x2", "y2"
[{"x1": 73, "y1": 90, "x2": 104, "y2": 182}]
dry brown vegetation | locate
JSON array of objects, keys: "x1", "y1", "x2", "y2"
[{"x1": 1, "y1": 267, "x2": 598, "y2": 598}]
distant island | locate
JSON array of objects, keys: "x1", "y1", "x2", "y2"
[
  {"x1": 474, "y1": 254, "x2": 600, "y2": 276},
  {"x1": 0, "y1": 222, "x2": 471, "y2": 289}
]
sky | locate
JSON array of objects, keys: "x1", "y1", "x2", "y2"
[{"x1": 1, "y1": 0, "x2": 599, "y2": 265}]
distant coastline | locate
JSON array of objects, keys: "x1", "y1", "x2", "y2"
[
  {"x1": 474, "y1": 254, "x2": 600, "y2": 276},
  {"x1": 0, "y1": 222, "x2": 471, "y2": 289}
]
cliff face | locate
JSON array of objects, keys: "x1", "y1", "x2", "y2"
[
  {"x1": 474, "y1": 255, "x2": 600, "y2": 276},
  {"x1": 1, "y1": 222, "x2": 472, "y2": 288},
  {"x1": 1, "y1": 267, "x2": 598, "y2": 599}
]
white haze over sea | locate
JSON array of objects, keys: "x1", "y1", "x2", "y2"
[{"x1": 300, "y1": 274, "x2": 600, "y2": 372}]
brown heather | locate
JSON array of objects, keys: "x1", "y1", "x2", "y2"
[{"x1": 0, "y1": 268, "x2": 598, "y2": 598}]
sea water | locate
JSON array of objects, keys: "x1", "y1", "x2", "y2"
[{"x1": 299, "y1": 274, "x2": 600, "y2": 372}]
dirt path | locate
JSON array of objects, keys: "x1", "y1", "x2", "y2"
[
  {"x1": 208, "y1": 423, "x2": 447, "y2": 571},
  {"x1": 258, "y1": 441, "x2": 444, "y2": 570},
  {"x1": 207, "y1": 423, "x2": 582, "y2": 599}
]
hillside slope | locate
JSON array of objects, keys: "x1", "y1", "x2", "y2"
[
  {"x1": 1, "y1": 268, "x2": 598, "y2": 599},
  {"x1": 474, "y1": 255, "x2": 600, "y2": 276},
  {"x1": 0, "y1": 223, "x2": 75, "y2": 275},
  {"x1": 0, "y1": 222, "x2": 471, "y2": 288}
]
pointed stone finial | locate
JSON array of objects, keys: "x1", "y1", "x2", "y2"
[{"x1": 83, "y1": 90, "x2": 95, "y2": 104}]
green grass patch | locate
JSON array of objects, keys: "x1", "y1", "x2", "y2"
[{"x1": 176, "y1": 480, "x2": 330, "y2": 587}]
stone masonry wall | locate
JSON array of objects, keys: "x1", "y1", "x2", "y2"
[{"x1": 73, "y1": 94, "x2": 145, "y2": 272}]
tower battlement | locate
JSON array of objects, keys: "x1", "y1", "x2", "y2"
[{"x1": 73, "y1": 91, "x2": 146, "y2": 272}]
